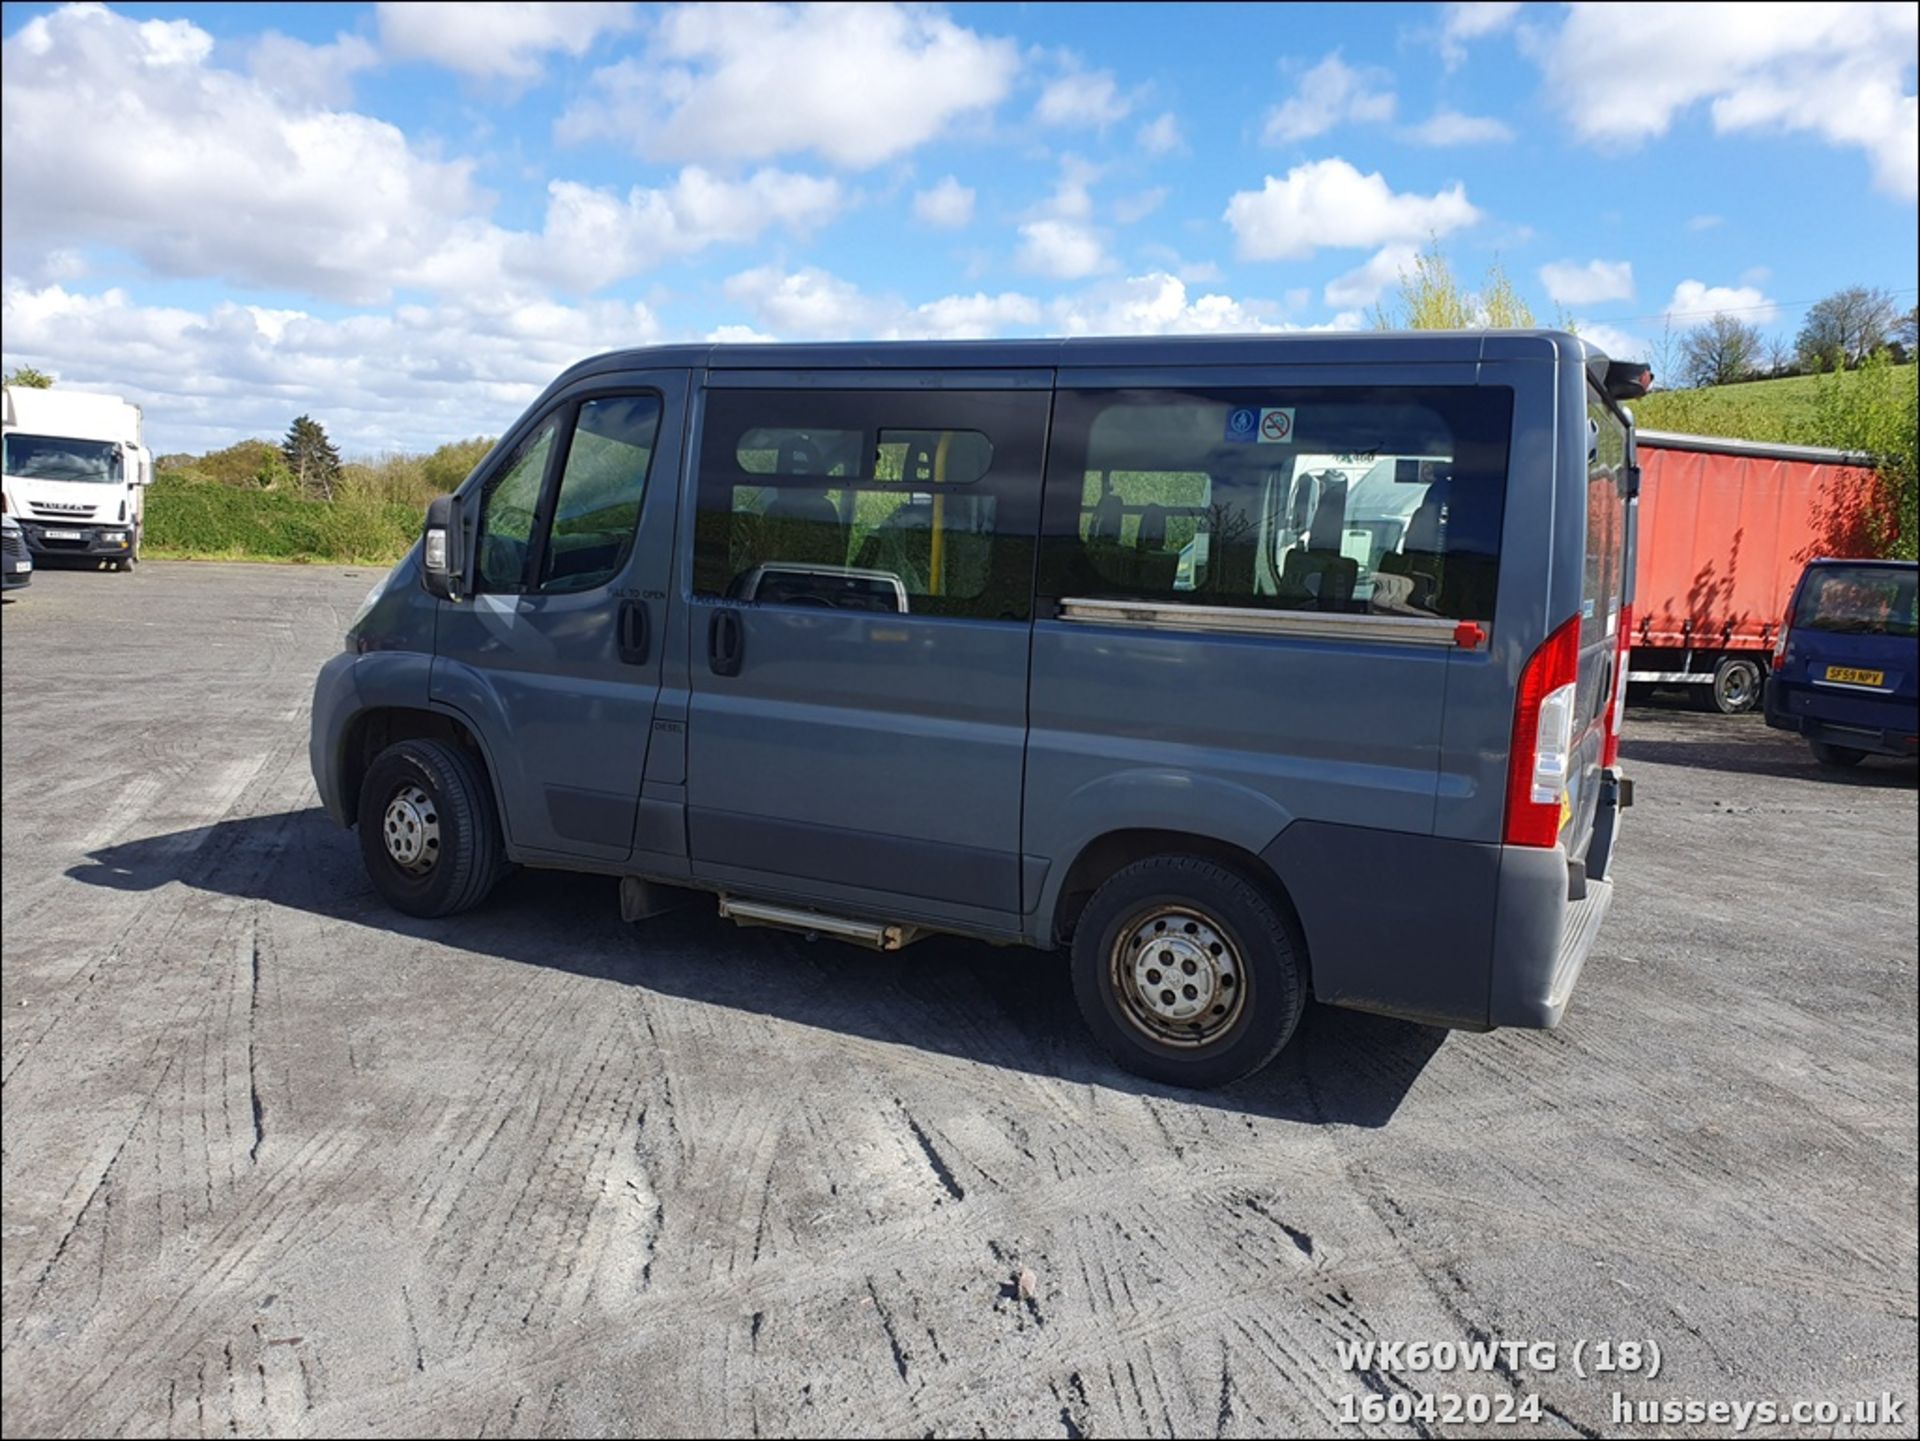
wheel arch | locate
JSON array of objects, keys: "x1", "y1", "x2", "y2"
[
  {"x1": 1048, "y1": 827, "x2": 1309, "y2": 986},
  {"x1": 342, "y1": 706, "x2": 504, "y2": 837}
]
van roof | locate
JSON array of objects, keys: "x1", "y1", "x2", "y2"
[{"x1": 559, "y1": 328, "x2": 1609, "y2": 383}]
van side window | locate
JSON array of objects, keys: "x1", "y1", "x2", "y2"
[
  {"x1": 693, "y1": 390, "x2": 1046, "y2": 619},
  {"x1": 475, "y1": 417, "x2": 557, "y2": 593},
  {"x1": 1038, "y1": 387, "x2": 1514, "y2": 622},
  {"x1": 540, "y1": 395, "x2": 662, "y2": 593}
]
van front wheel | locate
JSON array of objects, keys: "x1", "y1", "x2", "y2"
[
  {"x1": 356, "y1": 738, "x2": 507, "y2": 917},
  {"x1": 1070, "y1": 856, "x2": 1305, "y2": 1089}
]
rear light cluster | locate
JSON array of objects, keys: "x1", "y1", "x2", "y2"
[
  {"x1": 1602, "y1": 603, "x2": 1632, "y2": 769},
  {"x1": 1504, "y1": 615, "x2": 1581, "y2": 848},
  {"x1": 1772, "y1": 592, "x2": 1797, "y2": 667}
]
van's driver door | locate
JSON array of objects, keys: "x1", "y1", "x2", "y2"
[{"x1": 431, "y1": 371, "x2": 688, "y2": 862}]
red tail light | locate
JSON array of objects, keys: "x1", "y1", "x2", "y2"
[
  {"x1": 1505, "y1": 614, "x2": 1582, "y2": 848},
  {"x1": 1771, "y1": 594, "x2": 1796, "y2": 667},
  {"x1": 1602, "y1": 603, "x2": 1632, "y2": 769}
]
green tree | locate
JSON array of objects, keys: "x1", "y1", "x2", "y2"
[
  {"x1": 1795, "y1": 286, "x2": 1900, "y2": 370},
  {"x1": 1791, "y1": 353, "x2": 1918, "y2": 560},
  {"x1": 3, "y1": 364, "x2": 54, "y2": 388},
  {"x1": 422, "y1": 436, "x2": 496, "y2": 493},
  {"x1": 1374, "y1": 240, "x2": 1535, "y2": 330},
  {"x1": 282, "y1": 415, "x2": 343, "y2": 500},
  {"x1": 1679, "y1": 314, "x2": 1765, "y2": 388}
]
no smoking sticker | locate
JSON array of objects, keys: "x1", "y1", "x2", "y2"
[{"x1": 1257, "y1": 407, "x2": 1295, "y2": 443}]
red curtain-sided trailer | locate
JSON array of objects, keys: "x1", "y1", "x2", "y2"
[{"x1": 1628, "y1": 430, "x2": 1885, "y2": 713}]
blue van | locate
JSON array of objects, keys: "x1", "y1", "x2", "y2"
[
  {"x1": 311, "y1": 332, "x2": 1646, "y2": 1087},
  {"x1": 1764, "y1": 558, "x2": 1919, "y2": 768}
]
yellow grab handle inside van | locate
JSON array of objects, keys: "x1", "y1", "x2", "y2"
[{"x1": 929, "y1": 430, "x2": 953, "y2": 596}]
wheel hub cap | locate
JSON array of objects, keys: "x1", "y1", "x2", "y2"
[
  {"x1": 382, "y1": 784, "x2": 440, "y2": 875},
  {"x1": 1111, "y1": 906, "x2": 1246, "y2": 1047}
]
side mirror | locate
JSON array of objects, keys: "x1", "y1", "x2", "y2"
[{"x1": 422, "y1": 493, "x2": 465, "y2": 602}]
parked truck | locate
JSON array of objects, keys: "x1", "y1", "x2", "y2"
[
  {"x1": 1, "y1": 385, "x2": 152, "y2": 570},
  {"x1": 1627, "y1": 429, "x2": 1884, "y2": 713}
]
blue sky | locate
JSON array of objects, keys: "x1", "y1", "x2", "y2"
[{"x1": 2, "y1": 1, "x2": 1915, "y2": 455}]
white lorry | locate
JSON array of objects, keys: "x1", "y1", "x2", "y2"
[{"x1": 1, "y1": 385, "x2": 153, "y2": 570}]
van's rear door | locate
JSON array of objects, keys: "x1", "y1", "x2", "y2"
[{"x1": 1569, "y1": 384, "x2": 1633, "y2": 860}]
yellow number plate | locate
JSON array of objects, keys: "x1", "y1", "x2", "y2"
[{"x1": 1825, "y1": 666, "x2": 1885, "y2": 687}]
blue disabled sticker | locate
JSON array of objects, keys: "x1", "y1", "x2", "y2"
[{"x1": 1224, "y1": 406, "x2": 1258, "y2": 442}]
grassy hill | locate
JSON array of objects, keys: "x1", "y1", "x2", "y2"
[
  {"x1": 1635, "y1": 371, "x2": 1834, "y2": 443},
  {"x1": 1635, "y1": 362, "x2": 1915, "y2": 559}
]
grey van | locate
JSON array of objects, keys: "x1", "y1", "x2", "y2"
[{"x1": 311, "y1": 332, "x2": 1646, "y2": 1088}]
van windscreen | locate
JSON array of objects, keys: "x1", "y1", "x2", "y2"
[{"x1": 1038, "y1": 386, "x2": 1513, "y2": 621}]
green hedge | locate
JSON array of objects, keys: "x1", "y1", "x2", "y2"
[{"x1": 145, "y1": 477, "x2": 422, "y2": 563}]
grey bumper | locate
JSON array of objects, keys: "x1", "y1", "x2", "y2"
[{"x1": 1262, "y1": 816, "x2": 1619, "y2": 1033}]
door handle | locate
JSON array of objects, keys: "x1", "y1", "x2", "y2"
[
  {"x1": 618, "y1": 599, "x2": 650, "y2": 665},
  {"x1": 709, "y1": 608, "x2": 743, "y2": 677}
]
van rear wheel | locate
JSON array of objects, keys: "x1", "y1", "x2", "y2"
[
  {"x1": 357, "y1": 738, "x2": 507, "y2": 917},
  {"x1": 1070, "y1": 856, "x2": 1305, "y2": 1089}
]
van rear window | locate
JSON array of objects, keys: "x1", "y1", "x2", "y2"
[
  {"x1": 1797, "y1": 566, "x2": 1919, "y2": 638},
  {"x1": 1037, "y1": 386, "x2": 1513, "y2": 622}
]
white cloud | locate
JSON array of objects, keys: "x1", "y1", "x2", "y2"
[
  {"x1": 1050, "y1": 273, "x2": 1289, "y2": 337},
  {"x1": 1539, "y1": 258, "x2": 1635, "y2": 306},
  {"x1": 1664, "y1": 279, "x2": 1778, "y2": 327},
  {"x1": 1263, "y1": 52, "x2": 1395, "y2": 143},
  {"x1": 1, "y1": 279, "x2": 664, "y2": 456},
  {"x1": 1224, "y1": 158, "x2": 1479, "y2": 261},
  {"x1": 376, "y1": 1, "x2": 634, "y2": 80},
  {"x1": 1440, "y1": 2, "x2": 1522, "y2": 68},
  {"x1": 247, "y1": 30, "x2": 378, "y2": 106},
  {"x1": 1014, "y1": 157, "x2": 1111, "y2": 279},
  {"x1": 912, "y1": 175, "x2": 975, "y2": 228},
  {"x1": 0, "y1": 7, "x2": 846, "y2": 303},
  {"x1": 1323, "y1": 244, "x2": 1419, "y2": 308},
  {"x1": 1402, "y1": 110, "x2": 1514, "y2": 145},
  {"x1": 707, "y1": 323, "x2": 780, "y2": 344},
  {"x1": 558, "y1": 2, "x2": 1018, "y2": 168},
  {"x1": 3, "y1": 4, "x2": 480, "y2": 304},
  {"x1": 1112, "y1": 188, "x2": 1168, "y2": 225},
  {"x1": 720, "y1": 264, "x2": 1038, "y2": 340},
  {"x1": 1015, "y1": 219, "x2": 1110, "y2": 280},
  {"x1": 1686, "y1": 213, "x2": 1725, "y2": 231},
  {"x1": 1137, "y1": 111, "x2": 1184, "y2": 156},
  {"x1": 514, "y1": 169, "x2": 846, "y2": 294},
  {"x1": 1574, "y1": 321, "x2": 1653, "y2": 364},
  {"x1": 1533, "y1": 3, "x2": 1919, "y2": 199},
  {"x1": 1034, "y1": 59, "x2": 1131, "y2": 128}
]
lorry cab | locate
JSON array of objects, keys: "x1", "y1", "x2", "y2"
[
  {"x1": 0, "y1": 385, "x2": 152, "y2": 570},
  {"x1": 311, "y1": 331, "x2": 1646, "y2": 1088},
  {"x1": 1764, "y1": 558, "x2": 1920, "y2": 768}
]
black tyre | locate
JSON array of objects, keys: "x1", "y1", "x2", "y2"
[
  {"x1": 1810, "y1": 739, "x2": 1867, "y2": 769},
  {"x1": 1070, "y1": 855, "x2": 1306, "y2": 1089},
  {"x1": 356, "y1": 738, "x2": 507, "y2": 917},
  {"x1": 1705, "y1": 657, "x2": 1763, "y2": 714}
]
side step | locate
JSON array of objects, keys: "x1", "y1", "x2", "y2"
[{"x1": 718, "y1": 896, "x2": 922, "y2": 951}]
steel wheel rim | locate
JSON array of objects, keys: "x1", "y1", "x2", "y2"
[
  {"x1": 382, "y1": 783, "x2": 441, "y2": 875},
  {"x1": 1108, "y1": 904, "x2": 1248, "y2": 1048},
  {"x1": 1719, "y1": 664, "x2": 1756, "y2": 709}
]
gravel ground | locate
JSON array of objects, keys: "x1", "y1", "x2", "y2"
[{"x1": 3, "y1": 562, "x2": 1915, "y2": 1439}]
